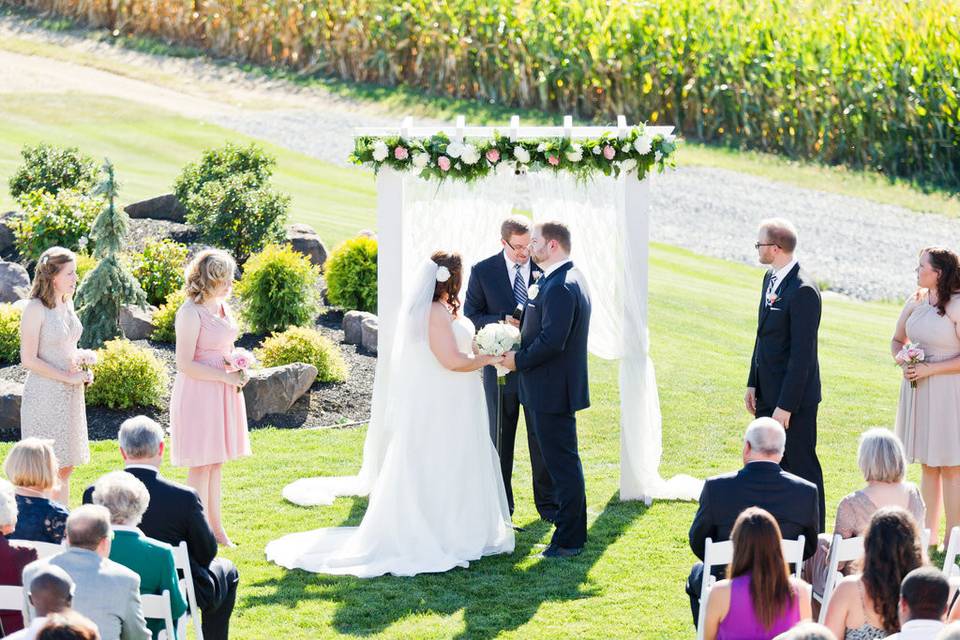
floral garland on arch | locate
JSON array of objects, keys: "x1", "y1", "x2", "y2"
[{"x1": 350, "y1": 125, "x2": 678, "y2": 184}]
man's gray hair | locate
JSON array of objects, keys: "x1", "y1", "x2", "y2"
[
  {"x1": 92, "y1": 471, "x2": 150, "y2": 526},
  {"x1": 65, "y1": 505, "x2": 111, "y2": 550},
  {"x1": 744, "y1": 417, "x2": 786, "y2": 455},
  {"x1": 118, "y1": 415, "x2": 165, "y2": 459},
  {"x1": 0, "y1": 478, "x2": 17, "y2": 529}
]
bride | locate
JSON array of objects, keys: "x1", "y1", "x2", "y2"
[{"x1": 265, "y1": 251, "x2": 515, "y2": 577}]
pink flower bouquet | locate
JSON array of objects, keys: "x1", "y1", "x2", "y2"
[
  {"x1": 225, "y1": 348, "x2": 258, "y2": 392},
  {"x1": 895, "y1": 342, "x2": 926, "y2": 389},
  {"x1": 74, "y1": 349, "x2": 98, "y2": 385}
]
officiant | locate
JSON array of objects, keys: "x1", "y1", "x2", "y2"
[{"x1": 465, "y1": 217, "x2": 558, "y2": 522}]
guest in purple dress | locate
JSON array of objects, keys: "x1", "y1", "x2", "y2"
[{"x1": 703, "y1": 507, "x2": 812, "y2": 640}]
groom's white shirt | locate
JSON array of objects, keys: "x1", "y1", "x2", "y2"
[
  {"x1": 770, "y1": 257, "x2": 798, "y2": 293},
  {"x1": 503, "y1": 250, "x2": 531, "y2": 290},
  {"x1": 541, "y1": 258, "x2": 571, "y2": 280}
]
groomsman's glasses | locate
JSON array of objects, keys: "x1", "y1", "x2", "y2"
[{"x1": 755, "y1": 242, "x2": 779, "y2": 249}]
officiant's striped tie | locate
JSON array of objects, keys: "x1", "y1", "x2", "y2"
[{"x1": 513, "y1": 263, "x2": 527, "y2": 307}]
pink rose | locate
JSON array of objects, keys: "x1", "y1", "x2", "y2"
[
  {"x1": 603, "y1": 145, "x2": 616, "y2": 160},
  {"x1": 548, "y1": 155, "x2": 560, "y2": 166},
  {"x1": 906, "y1": 348, "x2": 924, "y2": 360},
  {"x1": 438, "y1": 156, "x2": 451, "y2": 171},
  {"x1": 486, "y1": 148, "x2": 500, "y2": 164},
  {"x1": 394, "y1": 146, "x2": 409, "y2": 160}
]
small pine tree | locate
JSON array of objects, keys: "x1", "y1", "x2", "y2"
[{"x1": 76, "y1": 160, "x2": 147, "y2": 348}]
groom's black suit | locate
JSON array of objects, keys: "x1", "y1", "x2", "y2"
[
  {"x1": 465, "y1": 252, "x2": 556, "y2": 520},
  {"x1": 515, "y1": 261, "x2": 591, "y2": 550},
  {"x1": 748, "y1": 262, "x2": 825, "y2": 531}
]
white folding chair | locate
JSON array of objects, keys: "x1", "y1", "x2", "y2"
[
  {"x1": 141, "y1": 590, "x2": 176, "y2": 640},
  {"x1": 168, "y1": 540, "x2": 203, "y2": 640},
  {"x1": 943, "y1": 527, "x2": 960, "y2": 577},
  {"x1": 9, "y1": 539, "x2": 64, "y2": 559},
  {"x1": 816, "y1": 534, "x2": 864, "y2": 623},
  {"x1": 0, "y1": 584, "x2": 28, "y2": 633},
  {"x1": 696, "y1": 536, "x2": 805, "y2": 639},
  {"x1": 922, "y1": 527, "x2": 932, "y2": 550}
]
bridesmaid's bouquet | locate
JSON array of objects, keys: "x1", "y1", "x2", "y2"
[
  {"x1": 75, "y1": 349, "x2": 98, "y2": 385},
  {"x1": 895, "y1": 342, "x2": 926, "y2": 389},
  {"x1": 225, "y1": 348, "x2": 258, "y2": 393},
  {"x1": 476, "y1": 322, "x2": 521, "y2": 381}
]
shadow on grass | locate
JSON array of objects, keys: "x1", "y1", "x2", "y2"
[{"x1": 245, "y1": 493, "x2": 646, "y2": 638}]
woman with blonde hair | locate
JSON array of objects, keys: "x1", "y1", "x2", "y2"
[
  {"x1": 20, "y1": 246, "x2": 90, "y2": 504},
  {"x1": 170, "y1": 249, "x2": 250, "y2": 546},
  {"x1": 4, "y1": 438, "x2": 69, "y2": 543}
]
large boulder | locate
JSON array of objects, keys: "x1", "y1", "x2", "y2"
[
  {"x1": 0, "y1": 261, "x2": 30, "y2": 303},
  {"x1": 342, "y1": 310, "x2": 375, "y2": 345},
  {"x1": 124, "y1": 194, "x2": 186, "y2": 223},
  {"x1": 285, "y1": 223, "x2": 328, "y2": 268},
  {"x1": 243, "y1": 363, "x2": 318, "y2": 421},
  {"x1": 0, "y1": 211, "x2": 19, "y2": 259},
  {"x1": 361, "y1": 316, "x2": 378, "y2": 354},
  {"x1": 119, "y1": 304, "x2": 157, "y2": 341},
  {"x1": 0, "y1": 379, "x2": 23, "y2": 431}
]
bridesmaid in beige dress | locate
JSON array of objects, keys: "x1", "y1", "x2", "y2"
[
  {"x1": 19, "y1": 247, "x2": 92, "y2": 505},
  {"x1": 893, "y1": 246, "x2": 960, "y2": 548}
]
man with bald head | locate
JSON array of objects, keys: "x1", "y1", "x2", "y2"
[
  {"x1": 684, "y1": 417, "x2": 820, "y2": 626},
  {"x1": 6, "y1": 566, "x2": 75, "y2": 640}
]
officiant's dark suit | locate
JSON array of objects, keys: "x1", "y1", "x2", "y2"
[
  {"x1": 749, "y1": 262, "x2": 825, "y2": 531},
  {"x1": 465, "y1": 251, "x2": 556, "y2": 520},
  {"x1": 514, "y1": 260, "x2": 591, "y2": 551}
]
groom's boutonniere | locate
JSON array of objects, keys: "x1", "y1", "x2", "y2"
[
  {"x1": 528, "y1": 283, "x2": 540, "y2": 300},
  {"x1": 766, "y1": 291, "x2": 779, "y2": 306}
]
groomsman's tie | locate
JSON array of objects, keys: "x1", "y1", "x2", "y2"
[
  {"x1": 513, "y1": 263, "x2": 528, "y2": 307},
  {"x1": 766, "y1": 273, "x2": 778, "y2": 305}
]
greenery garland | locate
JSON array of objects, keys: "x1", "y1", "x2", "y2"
[{"x1": 350, "y1": 125, "x2": 678, "y2": 183}]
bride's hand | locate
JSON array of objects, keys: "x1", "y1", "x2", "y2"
[{"x1": 478, "y1": 354, "x2": 504, "y2": 367}]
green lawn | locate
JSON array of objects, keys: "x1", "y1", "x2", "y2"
[{"x1": 0, "y1": 89, "x2": 919, "y2": 637}]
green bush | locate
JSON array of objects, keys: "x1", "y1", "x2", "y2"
[
  {"x1": 150, "y1": 289, "x2": 186, "y2": 343},
  {"x1": 256, "y1": 326, "x2": 347, "y2": 383},
  {"x1": 85, "y1": 339, "x2": 169, "y2": 409},
  {"x1": 131, "y1": 239, "x2": 188, "y2": 306},
  {"x1": 14, "y1": 189, "x2": 101, "y2": 262},
  {"x1": 0, "y1": 304, "x2": 21, "y2": 364},
  {"x1": 8, "y1": 144, "x2": 99, "y2": 199},
  {"x1": 185, "y1": 173, "x2": 289, "y2": 264},
  {"x1": 173, "y1": 142, "x2": 275, "y2": 205},
  {"x1": 236, "y1": 244, "x2": 320, "y2": 334},
  {"x1": 324, "y1": 236, "x2": 377, "y2": 313},
  {"x1": 75, "y1": 253, "x2": 98, "y2": 283}
]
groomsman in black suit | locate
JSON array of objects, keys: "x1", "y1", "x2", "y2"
[
  {"x1": 465, "y1": 216, "x2": 557, "y2": 523},
  {"x1": 746, "y1": 218, "x2": 825, "y2": 532}
]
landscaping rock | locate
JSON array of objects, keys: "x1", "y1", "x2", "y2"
[
  {"x1": 361, "y1": 316, "x2": 378, "y2": 354},
  {"x1": 343, "y1": 310, "x2": 375, "y2": 345},
  {"x1": 0, "y1": 261, "x2": 30, "y2": 303},
  {"x1": 243, "y1": 362, "x2": 318, "y2": 421},
  {"x1": 0, "y1": 379, "x2": 23, "y2": 431},
  {"x1": 119, "y1": 304, "x2": 157, "y2": 341},
  {"x1": 124, "y1": 194, "x2": 186, "y2": 223},
  {"x1": 0, "y1": 212, "x2": 19, "y2": 259},
  {"x1": 285, "y1": 223, "x2": 328, "y2": 268}
]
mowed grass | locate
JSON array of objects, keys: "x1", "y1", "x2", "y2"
[{"x1": 0, "y1": 90, "x2": 916, "y2": 637}]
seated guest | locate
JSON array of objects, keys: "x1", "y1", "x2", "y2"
[
  {"x1": 21, "y1": 505, "x2": 149, "y2": 640},
  {"x1": 687, "y1": 417, "x2": 820, "y2": 624},
  {"x1": 702, "y1": 507, "x2": 813, "y2": 640},
  {"x1": 6, "y1": 566, "x2": 76, "y2": 640},
  {"x1": 1, "y1": 479, "x2": 39, "y2": 636},
  {"x1": 91, "y1": 472, "x2": 187, "y2": 640},
  {"x1": 805, "y1": 429, "x2": 924, "y2": 600},
  {"x1": 774, "y1": 622, "x2": 838, "y2": 639},
  {"x1": 938, "y1": 622, "x2": 960, "y2": 639},
  {"x1": 823, "y1": 506, "x2": 925, "y2": 639},
  {"x1": 34, "y1": 612, "x2": 100, "y2": 640},
  {"x1": 83, "y1": 416, "x2": 238, "y2": 640},
  {"x1": 885, "y1": 567, "x2": 949, "y2": 639},
  {"x1": 4, "y1": 439, "x2": 69, "y2": 543}
]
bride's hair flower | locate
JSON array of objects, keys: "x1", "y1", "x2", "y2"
[{"x1": 435, "y1": 266, "x2": 451, "y2": 282}]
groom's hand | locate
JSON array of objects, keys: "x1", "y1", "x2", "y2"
[
  {"x1": 502, "y1": 351, "x2": 517, "y2": 371},
  {"x1": 744, "y1": 387, "x2": 757, "y2": 416},
  {"x1": 772, "y1": 407, "x2": 792, "y2": 429}
]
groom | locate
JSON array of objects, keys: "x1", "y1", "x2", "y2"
[
  {"x1": 504, "y1": 221, "x2": 591, "y2": 558},
  {"x1": 464, "y1": 216, "x2": 557, "y2": 522}
]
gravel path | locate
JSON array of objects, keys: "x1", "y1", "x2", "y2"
[{"x1": 2, "y1": 13, "x2": 957, "y2": 301}]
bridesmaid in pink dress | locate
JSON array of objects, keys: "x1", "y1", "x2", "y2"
[{"x1": 170, "y1": 249, "x2": 250, "y2": 546}]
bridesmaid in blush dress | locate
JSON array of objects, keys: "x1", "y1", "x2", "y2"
[
  {"x1": 893, "y1": 247, "x2": 960, "y2": 548},
  {"x1": 170, "y1": 249, "x2": 250, "y2": 547}
]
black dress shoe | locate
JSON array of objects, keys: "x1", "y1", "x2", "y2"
[{"x1": 538, "y1": 544, "x2": 583, "y2": 559}]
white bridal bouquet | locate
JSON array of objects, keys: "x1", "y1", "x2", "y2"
[{"x1": 476, "y1": 322, "x2": 520, "y2": 380}]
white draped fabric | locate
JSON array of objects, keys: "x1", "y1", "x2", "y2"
[{"x1": 283, "y1": 169, "x2": 701, "y2": 508}]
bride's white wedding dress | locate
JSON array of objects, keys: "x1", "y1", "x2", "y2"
[{"x1": 265, "y1": 261, "x2": 514, "y2": 577}]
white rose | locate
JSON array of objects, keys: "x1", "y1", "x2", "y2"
[
  {"x1": 527, "y1": 284, "x2": 540, "y2": 299},
  {"x1": 633, "y1": 135, "x2": 653, "y2": 155},
  {"x1": 513, "y1": 146, "x2": 530, "y2": 164},
  {"x1": 566, "y1": 144, "x2": 583, "y2": 163},
  {"x1": 372, "y1": 140, "x2": 389, "y2": 162},
  {"x1": 621, "y1": 158, "x2": 638, "y2": 173},
  {"x1": 412, "y1": 152, "x2": 430, "y2": 169},
  {"x1": 592, "y1": 146, "x2": 601, "y2": 155},
  {"x1": 622, "y1": 143, "x2": 631, "y2": 153},
  {"x1": 537, "y1": 142, "x2": 547, "y2": 153},
  {"x1": 460, "y1": 144, "x2": 480, "y2": 165},
  {"x1": 446, "y1": 141, "x2": 466, "y2": 159}
]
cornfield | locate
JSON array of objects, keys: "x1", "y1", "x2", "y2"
[{"x1": 9, "y1": 0, "x2": 960, "y2": 188}]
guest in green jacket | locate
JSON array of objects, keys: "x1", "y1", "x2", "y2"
[{"x1": 92, "y1": 471, "x2": 187, "y2": 640}]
